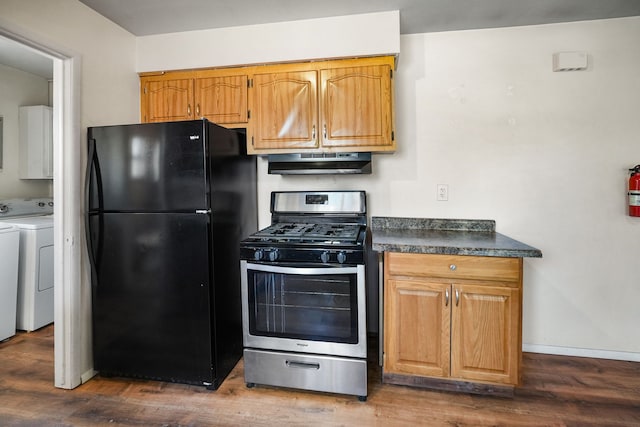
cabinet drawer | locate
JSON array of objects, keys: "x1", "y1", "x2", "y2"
[{"x1": 386, "y1": 253, "x2": 521, "y2": 283}]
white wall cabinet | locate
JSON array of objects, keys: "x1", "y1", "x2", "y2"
[{"x1": 19, "y1": 105, "x2": 53, "y2": 180}]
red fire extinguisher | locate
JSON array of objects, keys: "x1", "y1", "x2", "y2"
[{"x1": 629, "y1": 165, "x2": 640, "y2": 217}]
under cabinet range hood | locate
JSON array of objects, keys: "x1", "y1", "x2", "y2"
[{"x1": 267, "y1": 152, "x2": 372, "y2": 175}]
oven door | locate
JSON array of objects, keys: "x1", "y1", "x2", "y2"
[{"x1": 240, "y1": 261, "x2": 366, "y2": 359}]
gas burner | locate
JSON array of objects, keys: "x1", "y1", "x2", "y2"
[{"x1": 255, "y1": 223, "x2": 315, "y2": 238}]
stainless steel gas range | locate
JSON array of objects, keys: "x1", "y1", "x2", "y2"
[{"x1": 240, "y1": 191, "x2": 368, "y2": 401}]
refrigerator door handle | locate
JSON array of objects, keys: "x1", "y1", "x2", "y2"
[{"x1": 85, "y1": 137, "x2": 101, "y2": 282}]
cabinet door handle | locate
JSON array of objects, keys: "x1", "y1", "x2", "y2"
[
  {"x1": 187, "y1": 104, "x2": 191, "y2": 116},
  {"x1": 445, "y1": 288, "x2": 450, "y2": 306},
  {"x1": 312, "y1": 125, "x2": 316, "y2": 141},
  {"x1": 323, "y1": 124, "x2": 327, "y2": 139},
  {"x1": 455, "y1": 289, "x2": 460, "y2": 306},
  {"x1": 196, "y1": 104, "x2": 200, "y2": 116}
]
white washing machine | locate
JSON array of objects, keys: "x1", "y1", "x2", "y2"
[
  {"x1": 0, "y1": 223, "x2": 20, "y2": 341},
  {"x1": 0, "y1": 198, "x2": 54, "y2": 332}
]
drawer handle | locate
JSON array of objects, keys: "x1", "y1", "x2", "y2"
[
  {"x1": 286, "y1": 360, "x2": 320, "y2": 370},
  {"x1": 449, "y1": 264, "x2": 457, "y2": 271}
]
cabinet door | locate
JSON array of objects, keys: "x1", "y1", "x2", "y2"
[
  {"x1": 384, "y1": 279, "x2": 450, "y2": 377},
  {"x1": 451, "y1": 283, "x2": 520, "y2": 384},
  {"x1": 195, "y1": 75, "x2": 248, "y2": 124},
  {"x1": 142, "y1": 78, "x2": 194, "y2": 122},
  {"x1": 250, "y1": 70, "x2": 318, "y2": 150},
  {"x1": 19, "y1": 105, "x2": 53, "y2": 179},
  {"x1": 320, "y1": 65, "x2": 394, "y2": 150}
]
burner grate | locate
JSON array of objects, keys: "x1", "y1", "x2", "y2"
[{"x1": 254, "y1": 222, "x2": 363, "y2": 243}]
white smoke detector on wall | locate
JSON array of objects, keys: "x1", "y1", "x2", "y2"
[{"x1": 553, "y1": 51, "x2": 588, "y2": 72}]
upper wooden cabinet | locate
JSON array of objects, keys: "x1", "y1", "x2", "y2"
[
  {"x1": 248, "y1": 57, "x2": 395, "y2": 154},
  {"x1": 141, "y1": 77, "x2": 193, "y2": 122},
  {"x1": 194, "y1": 75, "x2": 248, "y2": 124},
  {"x1": 250, "y1": 70, "x2": 318, "y2": 151},
  {"x1": 319, "y1": 64, "x2": 394, "y2": 150},
  {"x1": 139, "y1": 56, "x2": 396, "y2": 154},
  {"x1": 140, "y1": 69, "x2": 248, "y2": 126}
]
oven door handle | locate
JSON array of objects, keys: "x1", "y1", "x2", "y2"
[{"x1": 244, "y1": 262, "x2": 359, "y2": 275}]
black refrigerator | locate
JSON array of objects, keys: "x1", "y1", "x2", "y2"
[{"x1": 86, "y1": 119, "x2": 256, "y2": 389}]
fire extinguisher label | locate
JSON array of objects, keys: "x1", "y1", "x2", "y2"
[{"x1": 630, "y1": 191, "x2": 640, "y2": 206}]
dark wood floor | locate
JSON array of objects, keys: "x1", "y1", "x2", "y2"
[{"x1": 1, "y1": 326, "x2": 639, "y2": 426}]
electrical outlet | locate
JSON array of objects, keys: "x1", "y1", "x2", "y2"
[{"x1": 437, "y1": 184, "x2": 448, "y2": 201}]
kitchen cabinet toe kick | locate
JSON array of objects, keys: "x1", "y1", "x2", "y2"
[{"x1": 382, "y1": 372, "x2": 515, "y2": 398}]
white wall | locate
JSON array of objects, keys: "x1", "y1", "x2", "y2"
[
  {"x1": 0, "y1": 64, "x2": 51, "y2": 198},
  {"x1": 137, "y1": 11, "x2": 400, "y2": 72}
]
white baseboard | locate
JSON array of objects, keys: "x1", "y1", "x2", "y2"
[{"x1": 523, "y1": 344, "x2": 640, "y2": 362}]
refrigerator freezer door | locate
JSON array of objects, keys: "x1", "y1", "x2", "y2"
[
  {"x1": 88, "y1": 121, "x2": 208, "y2": 212},
  {"x1": 89, "y1": 212, "x2": 214, "y2": 385}
]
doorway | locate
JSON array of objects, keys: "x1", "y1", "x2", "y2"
[{"x1": 0, "y1": 27, "x2": 86, "y2": 390}]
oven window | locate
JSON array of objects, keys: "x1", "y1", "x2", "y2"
[{"x1": 247, "y1": 269, "x2": 358, "y2": 343}]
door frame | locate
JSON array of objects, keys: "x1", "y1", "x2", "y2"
[{"x1": 0, "y1": 25, "x2": 86, "y2": 389}]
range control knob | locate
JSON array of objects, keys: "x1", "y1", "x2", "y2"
[
  {"x1": 337, "y1": 252, "x2": 347, "y2": 264},
  {"x1": 253, "y1": 249, "x2": 264, "y2": 261},
  {"x1": 268, "y1": 249, "x2": 280, "y2": 262},
  {"x1": 0, "y1": 204, "x2": 8, "y2": 213},
  {"x1": 320, "y1": 251, "x2": 330, "y2": 263}
]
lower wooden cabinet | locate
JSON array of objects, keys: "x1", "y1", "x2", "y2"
[{"x1": 383, "y1": 252, "x2": 523, "y2": 394}]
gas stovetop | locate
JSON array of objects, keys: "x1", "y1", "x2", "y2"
[
  {"x1": 240, "y1": 191, "x2": 367, "y2": 265},
  {"x1": 241, "y1": 222, "x2": 366, "y2": 264},
  {"x1": 253, "y1": 222, "x2": 364, "y2": 243}
]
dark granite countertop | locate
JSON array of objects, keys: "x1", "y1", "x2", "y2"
[{"x1": 371, "y1": 217, "x2": 542, "y2": 258}]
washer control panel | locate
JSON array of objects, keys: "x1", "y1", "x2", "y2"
[{"x1": 0, "y1": 198, "x2": 54, "y2": 218}]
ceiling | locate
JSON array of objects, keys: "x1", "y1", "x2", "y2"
[
  {"x1": 78, "y1": 0, "x2": 640, "y2": 36},
  {"x1": 3, "y1": 0, "x2": 640, "y2": 79}
]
